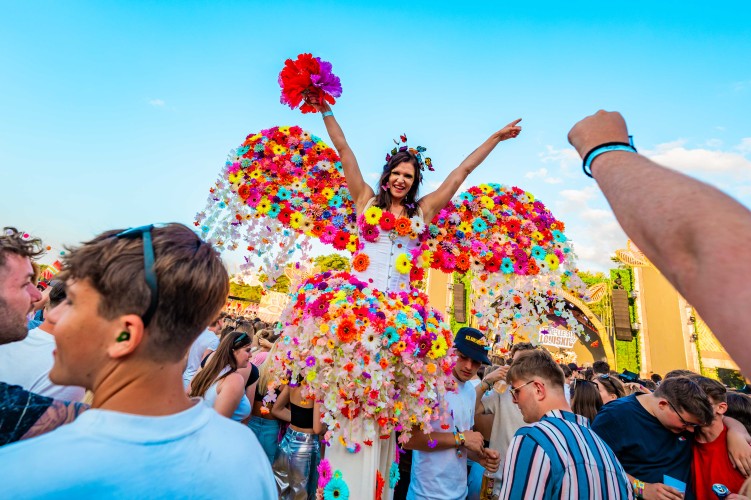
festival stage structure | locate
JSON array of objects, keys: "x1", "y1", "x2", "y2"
[{"x1": 429, "y1": 240, "x2": 742, "y2": 384}]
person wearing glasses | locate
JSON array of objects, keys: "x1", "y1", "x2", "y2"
[
  {"x1": 592, "y1": 376, "x2": 751, "y2": 499},
  {"x1": 0, "y1": 223, "x2": 275, "y2": 497},
  {"x1": 499, "y1": 349, "x2": 632, "y2": 499},
  {"x1": 189, "y1": 331, "x2": 253, "y2": 422}
]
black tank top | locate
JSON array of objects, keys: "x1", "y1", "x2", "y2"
[{"x1": 290, "y1": 402, "x2": 314, "y2": 428}]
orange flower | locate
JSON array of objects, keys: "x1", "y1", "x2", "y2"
[
  {"x1": 336, "y1": 319, "x2": 358, "y2": 343},
  {"x1": 352, "y1": 253, "x2": 370, "y2": 272},
  {"x1": 379, "y1": 358, "x2": 389, "y2": 369},
  {"x1": 394, "y1": 217, "x2": 412, "y2": 236},
  {"x1": 343, "y1": 362, "x2": 354, "y2": 372}
]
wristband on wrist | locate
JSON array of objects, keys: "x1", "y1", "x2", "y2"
[
  {"x1": 632, "y1": 478, "x2": 645, "y2": 498},
  {"x1": 484, "y1": 379, "x2": 492, "y2": 390},
  {"x1": 322, "y1": 111, "x2": 333, "y2": 118},
  {"x1": 582, "y1": 136, "x2": 637, "y2": 178}
]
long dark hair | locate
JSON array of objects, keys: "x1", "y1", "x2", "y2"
[
  {"x1": 374, "y1": 151, "x2": 423, "y2": 218},
  {"x1": 189, "y1": 331, "x2": 251, "y2": 398},
  {"x1": 571, "y1": 379, "x2": 603, "y2": 422}
]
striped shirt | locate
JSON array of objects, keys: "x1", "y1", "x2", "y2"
[{"x1": 499, "y1": 410, "x2": 633, "y2": 499}]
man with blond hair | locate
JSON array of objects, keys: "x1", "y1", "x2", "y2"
[
  {"x1": 500, "y1": 349, "x2": 632, "y2": 499},
  {"x1": 0, "y1": 224, "x2": 275, "y2": 497}
]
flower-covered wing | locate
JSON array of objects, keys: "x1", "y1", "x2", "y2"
[
  {"x1": 415, "y1": 183, "x2": 588, "y2": 342},
  {"x1": 279, "y1": 53, "x2": 342, "y2": 114},
  {"x1": 195, "y1": 126, "x2": 358, "y2": 285}
]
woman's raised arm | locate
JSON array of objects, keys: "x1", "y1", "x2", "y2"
[
  {"x1": 307, "y1": 96, "x2": 375, "y2": 212},
  {"x1": 419, "y1": 119, "x2": 521, "y2": 223}
]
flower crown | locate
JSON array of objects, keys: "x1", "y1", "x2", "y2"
[{"x1": 384, "y1": 134, "x2": 434, "y2": 173}]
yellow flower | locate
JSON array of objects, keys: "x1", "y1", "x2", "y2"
[
  {"x1": 306, "y1": 370, "x2": 317, "y2": 382},
  {"x1": 249, "y1": 133, "x2": 262, "y2": 141},
  {"x1": 531, "y1": 231, "x2": 544, "y2": 241},
  {"x1": 480, "y1": 196, "x2": 495, "y2": 209},
  {"x1": 428, "y1": 335, "x2": 448, "y2": 359},
  {"x1": 289, "y1": 212, "x2": 303, "y2": 228},
  {"x1": 346, "y1": 237, "x2": 357, "y2": 253},
  {"x1": 320, "y1": 324, "x2": 329, "y2": 333},
  {"x1": 327, "y1": 339, "x2": 335, "y2": 349},
  {"x1": 545, "y1": 253, "x2": 560, "y2": 271},
  {"x1": 479, "y1": 184, "x2": 493, "y2": 195},
  {"x1": 279, "y1": 126, "x2": 290, "y2": 134},
  {"x1": 526, "y1": 191, "x2": 535, "y2": 203},
  {"x1": 364, "y1": 206, "x2": 383, "y2": 225},
  {"x1": 272, "y1": 145, "x2": 287, "y2": 155},
  {"x1": 257, "y1": 198, "x2": 271, "y2": 214},
  {"x1": 228, "y1": 172, "x2": 240, "y2": 184},
  {"x1": 395, "y1": 253, "x2": 412, "y2": 274},
  {"x1": 321, "y1": 187, "x2": 334, "y2": 200},
  {"x1": 249, "y1": 170, "x2": 262, "y2": 180},
  {"x1": 457, "y1": 221, "x2": 471, "y2": 234}
]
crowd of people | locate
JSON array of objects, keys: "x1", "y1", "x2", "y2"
[{"x1": 1, "y1": 109, "x2": 751, "y2": 499}]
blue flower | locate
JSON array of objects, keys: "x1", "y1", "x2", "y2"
[
  {"x1": 531, "y1": 245, "x2": 546, "y2": 260},
  {"x1": 501, "y1": 257, "x2": 514, "y2": 274},
  {"x1": 552, "y1": 230, "x2": 567, "y2": 243},
  {"x1": 329, "y1": 195, "x2": 343, "y2": 208},
  {"x1": 268, "y1": 204, "x2": 281, "y2": 218},
  {"x1": 389, "y1": 461, "x2": 400, "y2": 488},
  {"x1": 429, "y1": 224, "x2": 440, "y2": 237},
  {"x1": 383, "y1": 326, "x2": 399, "y2": 346},
  {"x1": 277, "y1": 187, "x2": 291, "y2": 200},
  {"x1": 323, "y1": 475, "x2": 349, "y2": 500},
  {"x1": 236, "y1": 146, "x2": 249, "y2": 155},
  {"x1": 459, "y1": 192, "x2": 474, "y2": 202},
  {"x1": 331, "y1": 214, "x2": 345, "y2": 227},
  {"x1": 291, "y1": 154, "x2": 302, "y2": 164},
  {"x1": 253, "y1": 143, "x2": 264, "y2": 152},
  {"x1": 472, "y1": 218, "x2": 488, "y2": 233}
]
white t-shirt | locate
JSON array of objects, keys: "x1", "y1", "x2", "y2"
[
  {"x1": 0, "y1": 326, "x2": 85, "y2": 401},
  {"x1": 183, "y1": 329, "x2": 219, "y2": 386},
  {"x1": 408, "y1": 377, "x2": 476, "y2": 500},
  {"x1": 0, "y1": 400, "x2": 276, "y2": 498}
]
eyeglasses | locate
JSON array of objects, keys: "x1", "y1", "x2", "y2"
[
  {"x1": 509, "y1": 380, "x2": 536, "y2": 401},
  {"x1": 666, "y1": 399, "x2": 702, "y2": 429},
  {"x1": 115, "y1": 225, "x2": 158, "y2": 327}
]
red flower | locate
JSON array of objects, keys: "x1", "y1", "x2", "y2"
[
  {"x1": 485, "y1": 256, "x2": 501, "y2": 273},
  {"x1": 238, "y1": 185, "x2": 251, "y2": 200},
  {"x1": 376, "y1": 471, "x2": 385, "y2": 500},
  {"x1": 455, "y1": 254, "x2": 471, "y2": 272},
  {"x1": 409, "y1": 266, "x2": 424, "y2": 282},
  {"x1": 278, "y1": 209, "x2": 292, "y2": 224},
  {"x1": 379, "y1": 212, "x2": 396, "y2": 231},
  {"x1": 333, "y1": 231, "x2": 350, "y2": 250}
]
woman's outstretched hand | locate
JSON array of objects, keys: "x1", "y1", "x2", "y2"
[
  {"x1": 494, "y1": 118, "x2": 522, "y2": 141},
  {"x1": 305, "y1": 93, "x2": 332, "y2": 114}
]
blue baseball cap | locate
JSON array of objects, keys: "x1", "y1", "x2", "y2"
[{"x1": 453, "y1": 327, "x2": 492, "y2": 365}]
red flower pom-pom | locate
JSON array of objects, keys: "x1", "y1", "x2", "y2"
[{"x1": 279, "y1": 53, "x2": 342, "y2": 114}]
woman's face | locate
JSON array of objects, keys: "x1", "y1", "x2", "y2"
[
  {"x1": 388, "y1": 161, "x2": 416, "y2": 202},
  {"x1": 233, "y1": 345, "x2": 252, "y2": 368},
  {"x1": 594, "y1": 378, "x2": 618, "y2": 404}
]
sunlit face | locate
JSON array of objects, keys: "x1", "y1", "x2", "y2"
[
  {"x1": 453, "y1": 352, "x2": 482, "y2": 382},
  {"x1": 0, "y1": 254, "x2": 42, "y2": 344},
  {"x1": 233, "y1": 344, "x2": 252, "y2": 368},
  {"x1": 47, "y1": 279, "x2": 117, "y2": 388},
  {"x1": 388, "y1": 162, "x2": 416, "y2": 201}
]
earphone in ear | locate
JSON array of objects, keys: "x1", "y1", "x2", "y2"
[{"x1": 116, "y1": 331, "x2": 130, "y2": 342}]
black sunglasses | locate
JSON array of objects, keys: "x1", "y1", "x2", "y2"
[{"x1": 115, "y1": 225, "x2": 158, "y2": 327}]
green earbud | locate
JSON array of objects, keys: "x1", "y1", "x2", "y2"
[{"x1": 116, "y1": 331, "x2": 130, "y2": 342}]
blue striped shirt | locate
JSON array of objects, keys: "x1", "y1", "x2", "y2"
[{"x1": 499, "y1": 410, "x2": 633, "y2": 499}]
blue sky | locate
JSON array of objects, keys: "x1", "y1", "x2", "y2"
[{"x1": 1, "y1": 1, "x2": 749, "y2": 273}]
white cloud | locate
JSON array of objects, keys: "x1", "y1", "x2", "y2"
[
  {"x1": 538, "y1": 145, "x2": 579, "y2": 176},
  {"x1": 704, "y1": 138, "x2": 723, "y2": 148},
  {"x1": 366, "y1": 171, "x2": 380, "y2": 181},
  {"x1": 149, "y1": 99, "x2": 166, "y2": 107},
  {"x1": 737, "y1": 138, "x2": 751, "y2": 154},
  {"x1": 645, "y1": 142, "x2": 751, "y2": 181}
]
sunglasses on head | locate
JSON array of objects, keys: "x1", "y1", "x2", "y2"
[
  {"x1": 115, "y1": 225, "x2": 158, "y2": 328},
  {"x1": 233, "y1": 332, "x2": 250, "y2": 347}
]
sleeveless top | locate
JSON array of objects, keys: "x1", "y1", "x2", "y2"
[
  {"x1": 203, "y1": 369, "x2": 251, "y2": 422},
  {"x1": 351, "y1": 198, "x2": 424, "y2": 293},
  {"x1": 290, "y1": 402, "x2": 314, "y2": 429}
]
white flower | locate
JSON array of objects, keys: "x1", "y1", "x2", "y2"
[{"x1": 410, "y1": 216, "x2": 425, "y2": 234}]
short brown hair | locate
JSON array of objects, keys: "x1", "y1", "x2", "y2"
[
  {"x1": 664, "y1": 369, "x2": 696, "y2": 379},
  {"x1": 509, "y1": 342, "x2": 536, "y2": 358},
  {"x1": 0, "y1": 227, "x2": 44, "y2": 269},
  {"x1": 61, "y1": 223, "x2": 229, "y2": 362},
  {"x1": 596, "y1": 374, "x2": 625, "y2": 399},
  {"x1": 688, "y1": 375, "x2": 727, "y2": 404},
  {"x1": 654, "y1": 376, "x2": 714, "y2": 425},
  {"x1": 507, "y1": 349, "x2": 565, "y2": 389}
]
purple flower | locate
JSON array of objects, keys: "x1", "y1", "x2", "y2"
[
  {"x1": 305, "y1": 356, "x2": 316, "y2": 367},
  {"x1": 311, "y1": 58, "x2": 342, "y2": 97}
]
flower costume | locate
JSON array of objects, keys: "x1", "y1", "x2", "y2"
[{"x1": 197, "y1": 124, "x2": 586, "y2": 498}]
